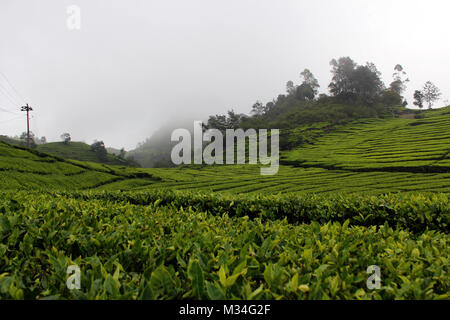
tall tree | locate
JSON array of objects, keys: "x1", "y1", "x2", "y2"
[
  {"x1": 300, "y1": 69, "x2": 320, "y2": 97},
  {"x1": 422, "y1": 81, "x2": 441, "y2": 109},
  {"x1": 352, "y1": 63, "x2": 385, "y2": 102},
  {"x1": 251, "y1": 101, "x2": 266, "y2": 116},
  {"x1": 413, "y1": 90, "x2": 424, "y2": 109},
  {"x1": 329, "y1": 57, "x2": 358, "y2": 97},
  {"x1": 389, "y1": 64, "x2": 410, "y2": 95},
  {"x1": 296, "y1": 83, "x2": 315, "y2": 101},
  {"x1": 329, "y1": 57, "x2": 384, "y2": 104},
  {"x1": 286, "y1": 81, "x2": 295, "y2": 95}
]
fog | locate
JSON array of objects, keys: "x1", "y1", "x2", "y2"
[{"x1": 1, "y1": 0, "x2": 449, "y2": 150}]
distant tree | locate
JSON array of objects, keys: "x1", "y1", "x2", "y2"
[
  {"x1": 251, "y1": 101, "x2": 266, "y2": 116},
  {"x1": 351, "y1": 63, "x2": 385, "y2": 103},
  {"x1": 380, "y1": 90, "x2": 403, "y2": 107},
  {"x1": 205, "y1": 114, "x2": 228, "y2": 132},
  {"x1": 296, "y1": 83, "x2": 315, "y2": 101},
  {"x1": 91, "y1": 141, "x2": 107, "y2": 161},
  {"x1": 205, "y1": 110, "x2": 244, "y2": 132},
  {"x1": 329, "y1": 58, "x2": 384, "y2": 104},
  {"x1": 40, "y1": 136, "x2": 47, "y2": 144},
  {"x1": 413, "y1": 90, "x2": 424, "y2": 109},
  {"x1": 20, "y1": 131, "x2": 36, "y2": 148},
  {"x1": 389, "y1": 64, "x2": 410, "y2": 95},
  {"x1": 61, "y1": 133, "x2": 71, "y2": 144},
  {"x1": 119, "y1": 148, "x2": 126, "y2": 159},
  {"x1": 265, "y1": 101, "x2": 276, "y2": 114},
  {"x1": 422, "y1": 81, "x2": 441, "y2": 109},
  {"x1": 286, "y1": 81, "x2": 296, "y2": 95},
  {"x1": 300, "y1": 69, "x2": 320, "y2": 97},
  {"x1": 317, "y1": 93, "x2": 330, "y2": 103},
  {"x1": 329, "y1": 57, "x2": 358, "y2": 97},
  {"x1": 226, "y1": 110, "x2": 243, "y2": 128}
]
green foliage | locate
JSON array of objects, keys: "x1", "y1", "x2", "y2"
[
  {"x1": 90, "y1": 141, "x2": 108, "y2": 162},
  {"x1": 0, "y1": 191, "x2": 448, "y2": 300},
  {"x1": 0, "y1": 142, "x2": 152, "y2": 190},
  {"x1": 329, "y1": 57, "x2": 385, "y2": 105},
  {"x1": 37, "y1": 141, "x2": 138, "y2": 167},
  {"x1": 61, "y1": 190, "x2": 449, "y2": 233},
  {"x1": 284, "y1": 107, "x2": 450, "y2": 172}
]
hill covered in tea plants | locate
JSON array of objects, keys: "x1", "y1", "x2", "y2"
[
  {"x1": 0, "y1": 108, "x2": 449, "y2": 300},
  {"x1": 1, "y1": 106, "x2": 450, "y2": 194},
  {"x1": 36, "y1": 142, "x2": 139, "y2": 167}
]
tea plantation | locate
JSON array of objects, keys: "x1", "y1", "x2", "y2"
[{"x1": 0, "y1": 107, "x2": 449, "y2": 300}]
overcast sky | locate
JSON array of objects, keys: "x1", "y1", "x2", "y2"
[{"x1": 1, "y1": 0, "x2": 449, "y2": 150}]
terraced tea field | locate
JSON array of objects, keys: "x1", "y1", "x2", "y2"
[
  {"x1": 1, "y1": 108, "x2": 450, "y2": 195},
  {"x1": 283, "y1": 107, "x2": 450, "y2": 171},
  {"x1": 1, "y1": 108, "x2": 449, "y2": 300}
]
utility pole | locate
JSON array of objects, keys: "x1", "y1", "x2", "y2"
[{"x1": 21, "y1": 104, "x2": 33, "y2": 148}]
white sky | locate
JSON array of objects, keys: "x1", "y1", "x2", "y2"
[{"x1": 1, "y1": 0, "x2": 449, "y2": 150}]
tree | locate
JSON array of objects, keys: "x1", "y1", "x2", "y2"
[
  {"x1": 413, "y1": 90, "x2": 424, "y2": 109},
  {"x1": 40, "y1": 136, "x2": 47, "y2": 144},
  {"x1": 251, "y1": 101, "x2": 266, "y2": 116},
  {"x1": 352, "y1": 63, "x2": 385, "y2": 103},
  {"x1": 380, "y1": 90, "x2": 402, "y2": 107},
  {"x1": 205, "y1": 110, "x2": 244, "y2": 133},
  {"x1": 328, "y1": 57, "x2": 384, "y2": 104},
  {"x1": 119, "y1": 148, "x2": 126, "y2": 159},
  {"x1": 329, "y1": 57, "x2": 358, "y2": 97},
  {"x1": 226, "y1": 110, "x2": 243, "y2": 128},
  {"x1": 300, "y1": 69, "x2": 320, "y2": 97},
  {"x1": 20, "y1": 131, "x2": 36, "y2": 148},
  {"x1": 61, "y1": 133, "x2": 71, "y2": 144},
  {"x1": 91, "y1": 141, "x2": 107, "y2": 161},
  {"x1": 286, "y1": 81, "x2": 295, "y2": 95},
  {"x1": 389, "y1": 64, "x2": 410, "y2": 95},
  {"x1": 296, "y1": 83, "x2": 315, "y2": 101},
  {"x1": 422, "y1": 81, "x2": 441, "y2": 109}
]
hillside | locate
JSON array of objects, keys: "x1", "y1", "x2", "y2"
[
  {"x1": 1, "y1": 107, "x2": 449, "y2": 194},
  {"x1": 0, "y1": 110, "x2": 449, "y2": 301},
  {"x1": 0, "y1": 141, "x2": 158, "y2": 190},
  {"x1": 283, "y1": 106, "x2": 450, "y2": 172},
  {"x1": 36, "y1": 142, "x2": 139, "y2": 167},
  {"x1": 1, "y1": 139, "x2": 449, "y2": 300}
]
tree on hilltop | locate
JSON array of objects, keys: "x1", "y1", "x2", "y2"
[
  {"x1": 61, "y1": 133, "x2": 71, "y2": 145},
  {"x1": 390, "y1": 64, "x2": 410, "y2": 96},
  {"x1": 413, "y1": 90, "x2": 424, "y2": 109},
  {"x1": 422, "y1": 81, "x2": 441, "y2": 109}
]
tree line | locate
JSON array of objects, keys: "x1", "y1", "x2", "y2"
[{"x1": 205, "y1": 57, "x2": 442, "y2": 134}]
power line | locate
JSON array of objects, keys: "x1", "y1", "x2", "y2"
[
  {"x1": 0, "y1": 114, "x2": 25, "y2": 125},
  {"x1": 0, "y1": 103, "x2": 21, "y2": 114},
  {"x1": 0, "y1": 84, "x2": 21, "y2": 107},
  {"x1": 0, "y1": 106, "x2": 20, "y2": 115},
  {"x1": 0, "y1": 71, "x2": 26, "y2": 104},
  {"x1": 31, "y1": 114, "x2": 40, "y2": 138}
]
